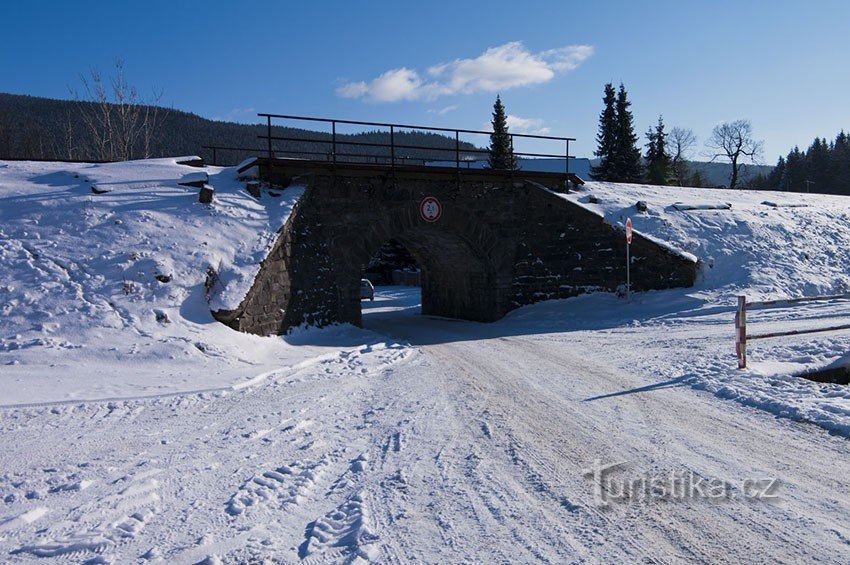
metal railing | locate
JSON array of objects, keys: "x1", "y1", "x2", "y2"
[
  {"x1": 204, "y1": 113, "x2": 577, "y2": 172},
  {"x1": 735, "y1": 293, "x2": 850, "y2": 368}
]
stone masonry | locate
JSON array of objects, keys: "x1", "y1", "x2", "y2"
[{"x1": 213, "y1": 168, "x2": 698, "y2": 336}]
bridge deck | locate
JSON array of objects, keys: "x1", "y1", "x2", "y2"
[{"x1": 254, "y1": 157, "x2": 584, "y2": 186}]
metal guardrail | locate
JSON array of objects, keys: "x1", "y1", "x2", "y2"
[
  {"x1": 735, "y1": 293, "x2": 850, "y2": 368},
  {"x1": 204, "y1": 113, "x2": 576, "y2": 171}
]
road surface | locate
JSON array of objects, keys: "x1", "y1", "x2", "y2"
[{"x1": 0, "y1": 288, "x2": 847, "y2": 563}]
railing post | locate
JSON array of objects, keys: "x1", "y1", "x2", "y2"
[
  {"x1": 266, "y1": 115, "x2": 273, "y2": 160},
  {"x1": 565, "y1": 140, "x2": 570, "y2": 175},
  {"x1": 455, "y1": 131, "x2": 460, "y2": 170},
  {"x1": 332, "y1": 120, "x2": 337, "y2": 166},
  {"x1": 509, "y1": 134, "x2": 515, "y2": 178},
  {"x1": 390, "y1": 125, "x2": 395, "y2": 170},
  {"x1": 735, "y1": 295, "x2": 747, "y2": 369},
  {"x1": 211, "y1": 147, "x2": 217, "y2": 166}
]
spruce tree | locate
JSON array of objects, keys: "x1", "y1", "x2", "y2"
[
  {"x1": 689, "y1": 169, "x2": 706, "y2": 188},
  {"x1": 591, "y1": 83, "x2": 617, "y2": 180},
  {"x1": 806, "y1": 137, "x2": 831, "y2": 193},
  {"x1": 487, "y1": 95, "x2": 517, "y2": 170},
  {"x1": 613, "y1": 83, "x2": 643, "y2": 182},
  {"x1": 781, "y1": 147, "x2": 806, "y2": 192},
  {"x1": 766, "y1": 155, "x2": 786, "y2": 189},
  {"x1": 832, "y1": 131, "x2": 850, "y2": 195},
  {"x1": 644, "y1": 116, "x2": 672, "y2": 185}
]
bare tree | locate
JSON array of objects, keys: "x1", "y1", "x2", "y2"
[
  {"x1": 62, "y1": 108, "x2": 77, "y2": 160},
  {"x1": 73, "y1": 59, "x2": 166, "y2": 161},
  {"x1": 141, "y1": 90, "x2": 166, "y2": 158},
  {"x1": 705, "y1": 119, "x2": 763, "y2": 189},
  {"x1": 669, "y1": 127, "x2": 696, "y2": 186}
]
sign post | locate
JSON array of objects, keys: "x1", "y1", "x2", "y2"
[{"x1": 625, "y1": 218, "x2": 633, "y2": 300}]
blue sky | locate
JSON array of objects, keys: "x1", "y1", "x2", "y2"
[{"x1": 2, "y1": 0, "x2": 848, "y2": 161}]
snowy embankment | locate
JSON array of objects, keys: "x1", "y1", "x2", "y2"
[
  {"x1": 0, "y1": 158, "x2": 391, "y2": 405},
  {"x1": 548, "y1": 181, "x2": 850, "y2": 435}
]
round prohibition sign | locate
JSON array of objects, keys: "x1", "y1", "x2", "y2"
[{"x1": 419, "y1": 196, "x2": 442, "y2": 222}]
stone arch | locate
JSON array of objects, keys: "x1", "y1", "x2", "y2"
[{"x1": 328, "y1": 203, "x2": 516, "y2": 326}]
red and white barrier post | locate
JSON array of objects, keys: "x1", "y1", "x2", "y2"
[
  {"x1": 735, "y1": 295, "x2": 747, "y2": 369},
  {"x1": 625, "y1": 218, "x2": 633, "y2": 301}
]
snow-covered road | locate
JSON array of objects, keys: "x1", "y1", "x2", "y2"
[{"x1": 1, "y1": 288, "x2": 848, "y2": 563}]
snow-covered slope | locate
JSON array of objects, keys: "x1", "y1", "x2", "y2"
[
  {"x1": 0, "y1": 158, "x2": 375, "y2": 405},
  {"x1": 565, "y1": 181, "x2": 850, "y2": 301}
]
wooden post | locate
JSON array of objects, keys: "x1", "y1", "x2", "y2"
[{"x1": 736, "y1": 295, "x2": 747, "y2": 369}]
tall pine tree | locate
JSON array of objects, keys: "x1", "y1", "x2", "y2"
[
  {"x1": 591, "y1": 82, "x2": 642, "y2": 182},
  {"x1": 613, "y1": 83, "x2": 643, "y2": 182},
  {"x1": 591, "y1": 83, "x2": 617, "y2": 180},
  {"x1": 487, "y1": 95, "x2": 517, "y2": 170},
  {"x1": 644, "y1": 116, "x2": 672, "y2": 185}
]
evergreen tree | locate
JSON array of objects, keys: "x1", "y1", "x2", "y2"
[
  {"x1": 761, "y1": 129, "x2": 850, "y2": 196},
  {"x1": 765, "y1": 155, "x2": 786, "y2": 189},
  {"x1": 831, "y1": 131, "x2": 850, "y2": 195},
  {"x1": 591, "y1": 83, "x2": 617, "y2": 180},
  {"x1": 805, "y1": 137, "x2": 831, "y2": 193},
  {"x1": 644, "y1": 116, "x2": 672, "y2": 185},
  {"x1": 487, "y1": 95, "x2": 517, "y2": 170},
  {"x1": 613, "y1": 83, "x2": 643, "y2": 182},
  {"x1": 591, "y1": 82, "x2": 642, "y2": 182},
  {"x1": 781, "y1": 147, "x2": 806, "y2": 192},
  {"x1": 689, "y1": 169, "x2": 706, "y2": 188}
]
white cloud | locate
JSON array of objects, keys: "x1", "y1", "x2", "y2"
[
  {"x1": 482, "y1": 115, "x2": 551, "y2": 135},
  {"x1": 539, "y1": 45, "x2": 596, "y2": 72},
  {"x1": 506, "y1": 115, "x2": 551, "y2": 135},
  {"x1": 428, "y1": 104, "x2": 459, "y2": 116},
  {"x1": 336, "y1": 42, "x2": 593, "y2": 103}
]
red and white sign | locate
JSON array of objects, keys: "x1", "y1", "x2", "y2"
[
  {"x1": 420, "y1": 196, "x2": 442, "y2": 223},
  {"x1": 625, "y1": 217, "x2": 633, "y2": 244}
]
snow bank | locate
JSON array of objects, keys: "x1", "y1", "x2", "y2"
[
  {"x1": 0, "y1": 157, "x2": 371, "y2": 405},
  {"x1": 563, "y1": 182, "x2": 850, "y2": 302}
]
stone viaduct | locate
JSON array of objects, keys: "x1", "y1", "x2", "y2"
[{"x1": 212, "y1": 160, "x2": 698, "y2": 336}]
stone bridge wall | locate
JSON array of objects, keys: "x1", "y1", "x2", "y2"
[{"x1": 213, "y1": 172, "x2": 697, "y2": 335}]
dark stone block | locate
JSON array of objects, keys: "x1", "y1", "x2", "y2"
[
  {"x1": 199, "y1": 185, "x2": 214, "y2": 204},
  {"x1": 246, "y1": 181, "x2": 261, "y2": 198}
]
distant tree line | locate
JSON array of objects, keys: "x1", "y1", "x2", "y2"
[{"x1": 750, "y1": 132, "x2": 850, "y2": 194}]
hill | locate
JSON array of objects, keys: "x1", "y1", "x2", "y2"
[{"x1": 0, "y1": 92, "x2": 479, "y2": 165}]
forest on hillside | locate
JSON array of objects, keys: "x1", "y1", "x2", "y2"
[{"x1": 0, "y1": 93, "x2": 479, "y2": 165}]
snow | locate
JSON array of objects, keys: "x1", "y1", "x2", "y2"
[
  {"x1": 562, "y1": 181, "x2": 850, "y2": 302},
  {"x1": 0, "y1": 163, "x2": 849, "y2": 562},
  {"x1": 553, "y1": 181, "x2": 850, "y2": 435},
  {"x1": 0, "y1": 157, "x2": 311, "y2": 404}
]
